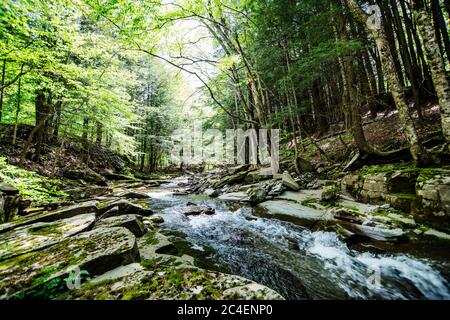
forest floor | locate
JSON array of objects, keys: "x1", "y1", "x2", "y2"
[{"x1": 298, "y1": 102, "x2": 442, "y2": 166}]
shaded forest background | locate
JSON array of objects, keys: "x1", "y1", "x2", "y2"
[{"x1": 0, "y1": 0, "x2": 449, "y2": 176}]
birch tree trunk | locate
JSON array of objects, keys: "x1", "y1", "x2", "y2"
[
  {"x1": 412, "y1": 0, "x2": 450, "y2": 148},
  {"x1": 345, "y1": 0, "x2": 431, "y2": 165}
]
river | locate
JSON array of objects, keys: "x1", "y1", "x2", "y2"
[{"x1": 146, "y1": 178, "x2": 450, "y2": 300}]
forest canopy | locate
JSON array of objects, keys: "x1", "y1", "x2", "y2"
[{"x1": 0, "y1": 0, "x2": 449, "y2": 171}]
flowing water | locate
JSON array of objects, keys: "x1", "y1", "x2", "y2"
[{"x1": 147, "y1": 179, "x2": 450, "y2": 300}]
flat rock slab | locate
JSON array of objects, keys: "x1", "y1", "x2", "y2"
[
  {"x1": 218, "y1": 192, "x2": 249, "y2": 202},
  {"x1": 119, "y1": 191, "x2": 150, "y2": 199},
  {"x1": 0, "y1": 227, "x2": 139, "y2": 299},
  {"x1": 0, "y1": 201, "x2": 98, "y2": 235},
  {"x1": 346, "y1": 224, "x2": 406, "y2": 242},
  {"x1": 98, "y1": 199, "x2": 153, "y2": 218},
  {"x1": 0, "y1": 213, "x2": 96, "y2": 261},
  {"x1": 257, "y1": 200, "x2": 335, "y2": 226},
  {"x1": 60, "y1": 265, "x2": 284, "y2": 300},
  {"x1": 95, "y1": 214, "x2": 145, "y2": 237},
  {"x1": 276, "y1": 190, "x2": 322, "y2": 202},
  {"x1": 276, "y1": 191, "x2": 379, "y2": 215},
  {"x1": 0, "y1": 183, "x2": 19, "y2": 195}
]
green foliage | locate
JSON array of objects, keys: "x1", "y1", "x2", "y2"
[
  {"x1": 144, "y1": 231, "x2": 159, "y2": 245},
  {"x1": 0, "y1": 157, "x2": 68, "y2": 205}
]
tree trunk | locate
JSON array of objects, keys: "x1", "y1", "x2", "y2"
[
  {"x1": 96, "y1": 121, "x2": 103, "y2": 145},
  {"x1": 413, "y1": 0, "x2": 450, "y2": 147},
  {"x1": 0, "y1": 60, "x2": 6, "y2": 122},
  {"x1": 34, "y1": 89, "x2": 50, "y2": 160},
  {"x1": 52, "y1": 100, "x2": 62, "y2": 139},
  {"x1": 346, "y1": 0, "x2": 431, "y2": 166},
  {"x1": 12, "y1": 66, "x2": 23, "y2": 145}
]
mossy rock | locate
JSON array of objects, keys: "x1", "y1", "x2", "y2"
[
  {"x1": 0, "y1": 227, "x2": 139, "y2": 299},
  {"x1": 0, "y1": 213, "x2": 96, "y2": 261},
  {"x1": 59, "y1": 265, "x2": 284, "y2": 300},
  {"x1": 0, "y1": 201, "x2": 98, "y2": 235}
]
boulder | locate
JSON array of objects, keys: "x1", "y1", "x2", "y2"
[
  {"x1": 329, "y1": 208, "x2": 364, "y2": 224},
  {"x1": 415, "y1": 169, "x2": 450, "y2": 230},
  {"x1": 149, "y1": 215, "x2": 164, "y2": 224},
  {"x1": 321, "y1": 186, "x2": 338, "y2": 202},
  {"x1": 423, "y1": 228, "x2": 450, "y2": 241},
  {"x1": 246, "y1": 187, "x2": 268, "y2": 205},
  {"x1": 59, "y1": 265, "x2": 283, "y2": 300},
  {"x1": 0, "y1": 227, "x2": 139, "y2": 299},
  {"x1": 95, "y1": 214, "x2": 145, "y2": 237},
  {"x1": 180, "y1": 206, "x2": 215, "y2": 216},
  {"x1": 385, "y1": 193, "x2": 420, "y2": 213},
  {"x1": 119, "y1": 191, "x2": 150, "y2": 199},
  {"x1": 0, "y1": 183, "x2": 19, "y2": 196},
  {"x1": 244, "y1": 168, "x2": 274, "y2": 184},
  {"x1": 282, "y1": 171, "x2": 300, "y2": 191},
  {"x1": 138, "y1": 231, "x2": 178, "y2": 258},
  {"x1": 98, "y1": 199, "x2": 153, "y2": 218},
  {"x1": 204, "y1": 188, "x2": 221, "y2": 198},
  {"x1": 0, "y1": 213, "x2": 96, "y2": 261},
  {"x1": 0, "y1": 200, "x2": 98, "y2": 234}
]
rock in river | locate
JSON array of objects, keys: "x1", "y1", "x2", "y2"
[{"x1": 180, "y1": 206, "x2": 215, "y2": 216}]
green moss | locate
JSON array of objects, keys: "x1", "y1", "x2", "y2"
[
  {"x1": 28, "y1": 224, "x2": 63, "y2": 237},
  {"x1": 359, "y1": 163, "x2": 418, "y2": 175},
  {"x1": 144, "y1": 231, "x2": 159, "y2": 245},
  {"x1": 300, "y1": 198, "x2": 319, "y2": 208},
  {"x1": 0, "y1": 157, "x2": 68, "y2": 206},
  {"x1": 341, "y1": 205, "x2": 360, "y2": 212},
  {"x1": 140, "y1": 257, "x2": 182, "y2": 270}
]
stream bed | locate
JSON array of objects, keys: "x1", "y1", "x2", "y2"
[{"x1": 147, "y1": 180, "x2": 450, "y2": 300}]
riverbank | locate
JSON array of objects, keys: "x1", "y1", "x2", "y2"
[{"x1": 1, "y1": 161, "x2": 449, "y2": 300}]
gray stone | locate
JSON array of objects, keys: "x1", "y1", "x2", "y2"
[
  {"x1": 204, "y1": 188, "x2": 221, "y2": 198},
  {"x1": 329, "y1": 207, "x2": 363, "y2": 224},
  {"x1": 247, "y1": 187, "x2": 268, "y2": 205},
  {"x1": 257, "y1": 200, "x2": 334, "y2": 226},
  {"x1": 98, "y1": 199, "x2": 153, "y2": 218},
  {"x1": 0, "y1": 213, "x2": 96, "y2": 261},
  {"x1": 423, "y1": 228, "x2": 450, "y2": 241},
  {"x1": 180, "y1": 206, "x2": 215, "y2": 216},
  {"x1": 96, "y1": 214, "x2": 146, "y2": 237},
  {"x1": 119, "y1": 191, "x2": 150, "y2": 199},
  {"x1": 0, "y1": 200, "x2": 98, "y2": 234},
  {"x1": 60, "y1": 265, "x2": 284, "y2": 300},
  {"x1": 0, "y1": 183, "x2": 19, "y2": 196},
  {"x1": 218, "y1": 192, "x2": 249, "y2": 202},
  {"x1": 282, "y1": 171, "x2": 300, "y2": 191},
  {"x1": 0, "y1": 227, "x2": 139, "y2": 299}
]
